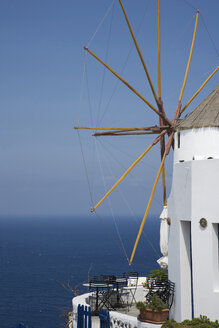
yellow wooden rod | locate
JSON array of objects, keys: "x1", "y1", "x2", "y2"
[
  {"x1": 160, "y1": 133, "x2": 167, "y2": 206},
  {"x1": 160, "y1": 136, "x2": 167, "y2": 206},
  {"x1": 84, "y1": 46, "x2": 160, "y2": 116},
  {"x1": 119, "y1": 0, "x2": 158, "y2": 103},
  {"x1": 158, "y1": 0, "x2": 161, "y2": 98},
  {"x1": 179, "y1": 10, "x2": 199, "y2": 102},
  {"x1": 158, "y1": 0, "x2": 166, "y2": 205},
  {"x1": 74, "y1": 126, "x2": 153, "y2": 131},
  {"x1": 91, "y1": 143, "x2": 155, "y2": 212},
  {"x1": 161, "y1": 164, "x2": 167, "y2": 206},
  {"x1": 129, "y1": 153, "x2": 166, "y2": 265},
  {"x1": 181, "y1": 66, "x2": 219, "y2": 114}
]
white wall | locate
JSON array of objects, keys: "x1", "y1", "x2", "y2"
[
  {"x1": 168, "y1": 130, "x2": 219, "y2": 323},
  {"x1": 168, "y1": 162, "x2": 192, "y2": 321},
  {"x1": 191, "y1": 159, "x2": 219, "y2": 320},
  {"x1": 174, "y1": 128, "x2": 219, "y2": 164}
]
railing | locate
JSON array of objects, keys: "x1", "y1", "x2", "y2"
[
  {"x1": 72, "y1": 285, "x2": 162, "y2": 328},
  {"x1": 99, "y1": 309, "x2": 110, "y2": 328},
  {"x1": 77, "y1": 305, "x2": 92, "y2": 328}
]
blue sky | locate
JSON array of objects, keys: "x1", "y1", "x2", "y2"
[{"x1": 0, "y1": 0, "x2": 218, "y2": 217}]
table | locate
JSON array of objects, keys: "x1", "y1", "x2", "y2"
[
  {"x1": 83, "y1": 282, "x2": 113, "y2": 314},
  {"x1": 123, "y1": 286, "x2": 137, "y2": 307}
]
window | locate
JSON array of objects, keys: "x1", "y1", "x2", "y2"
[
  {"x1": 178, "y1": 132, "x2": 181, "y2": 148},
  {"x1": 218, "y1": 224, "x2": 219, "y2": 263},
  {"x1": 212, "y1": 223, "x2": 219, "y2": 289}
]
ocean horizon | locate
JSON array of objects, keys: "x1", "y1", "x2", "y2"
[{"x1": 0, "y1": 215, "x2": 161, "y2": 327}]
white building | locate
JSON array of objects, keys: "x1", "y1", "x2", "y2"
[{"x1": 168, "y1": 85, "x2": 219, "y2": 321}]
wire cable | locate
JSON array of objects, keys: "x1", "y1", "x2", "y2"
[
  {"x1": 99, "y1": 0, "x2": 151, "y2": 124},
  {"x1": 86, "y1": 0, "x2": 116, "y2": 48},
  {"x1": 98, "y1": 138, "x2": 164, "y2": 207},
  {"x1": 77, "y1": 130, "x2": 130, "y2": 256},
  {"x1": 182, "y1": 0, "x2": 218, "y2": 58},
  {"x1": 101, "y1": 137, "x2": 172, "y2": 178},
  {"x1": 77, "y1": 130, "x2": 95, "y2": 207},
  {"x1": 85, "y1": 60, "x2": 94, "y2": 126},
  {"x1": 182, "y1": 0, "x2": 197, "y2": 12},
  {"x1": 95, "y1": 138, "x2": 130, "y2": 263},
  {"x1": 200, "y1": 13, "x2": 219, "y2": 58},
  {"x1": 96, "y1": 1, "x2": 115, "y2": 126},
  {"x1": 99, "y1": 139, "x2": 160, "y2": 256},
  {"x1": 76, "y1": 52, "x2": 87, "y2": 126}
]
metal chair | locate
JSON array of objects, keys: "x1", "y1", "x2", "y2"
[{"x1": 146, "y1": 278, "x2": 175, "y2": 309}]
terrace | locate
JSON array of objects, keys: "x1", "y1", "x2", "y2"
[{"x1": 71, "y1": 273, "x2": 172, "y2": 328}]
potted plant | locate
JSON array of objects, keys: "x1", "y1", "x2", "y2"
[
  {"x1": 144, "y1": 269, "x2": 168, "y2": 287},
  {"x1": 136, "y1": 295, "x2": 169, "y2": 324},
  {"x1": 136, "y1": 269, "x2": 169, "y2": 324}
]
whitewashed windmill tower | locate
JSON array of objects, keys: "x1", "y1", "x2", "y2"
[{"x1": 168, "y1": 86, "x2": 219, "y2": 321}]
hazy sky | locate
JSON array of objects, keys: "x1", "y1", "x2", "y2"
[{"x1": 0, "y1": 0, "x2": 218, "y2": 217}]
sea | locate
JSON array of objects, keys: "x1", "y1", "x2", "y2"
[{"x1": 0, "y1": 215, "x2": 161, "y2": 328}]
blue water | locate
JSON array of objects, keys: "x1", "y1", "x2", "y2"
[{"x1": 0, "y1": 216, "x2": 161, "y2": 328}]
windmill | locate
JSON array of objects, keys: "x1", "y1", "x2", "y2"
[
  {"x1": 74, "y1": 0, "x2": 218, "y2": 270},
  {"x1": 167, "y1": 85, "x2": 219, "y2": 321}
]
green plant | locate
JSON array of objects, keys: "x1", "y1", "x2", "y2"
[
  {"x1": 136, "y1": 269, "x2": 169, "y2": 315},
  {"x1": 147, "y1": 294, "x2": 168, "y2": 312},
  {"x1": 136, "y1": 301, "x2": 146, "y2": 311},
  {"x1": 149, "y1": 269, "x2": 168, "y2": 284},
  {"x1": 136, "y1": 295, "x2": 168, "y2": 313},
  {"x1": 161, "y1": 319, "x2": 180, "y2": 328},
  {"x1": 143, "y1": 269, "x2": 168, "y2": 289},
  {"x1": 161, "y1": 315, "x2": 219, "y2": 328},
  {"x1": 182, "y1": 315, "x2": 219, "y2": 327}
]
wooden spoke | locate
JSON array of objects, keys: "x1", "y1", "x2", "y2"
[
  {"x1": 157, "y1": 98, "x2": 167, "y2": 206},
  {"x1": 84, "y1": 46, "x2": 161, "y2": 116},
  {"x1": 181, "y1": 66, "x2": 219, "y2": 114},
  {"x1": 118, "y1": 0, "x2": 158, "y2": 104},
  {"x1": 161, "y1": 164, "x2": 167, "y2": 205},
  {"x1": 129, "y1": 131, "x2": 175, "y2": 265},
  {"x1": 165, "y1": 131, "x2": 175, "y2": 155},
  {"x1": 158, "y1": 0, "x2": 161, "y2": 98},
  {"x1": 93, "y1": 131, "x2": 160, "y2": 136},
  {"x1": 171, "y1": 100, "x2": 182, "y2": 128},
  {"x1": 74, "y1": 126, "x2": 168, "y2": 132},
  {"x1": 160, "y1": 135, "x2": 167, "y2": 206},
  {"x1": 129, "y1": 147, "x2": 167, "y2": 265},
  {"x1": 179, "y1": 10, "x2": 199, "y2": 102},
  {"x1": 93, "y1": 125, "x2": 170, "y2": 136},
  {"x1": 91, "y1": 131, "x2": 167, "y2": 213}
]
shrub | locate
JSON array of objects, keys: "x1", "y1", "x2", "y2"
[
  {"x1": 136, "y1": 302, "x2": 145, "y2": 311},
  {"x1": 136, "y1": 295, "x2": 168, "y2": 312},
  {"x1": 148, "y1": 269, "x2": 168, "y2": 284},
  {"x1": 161, "y1": 315, "x2": 219, "y2": 328},
  {"x1": 143, "y1": 269, "x2": 168, "y2": 289},
  {"x1": 161, "y1": 319, "x2": 180, "y2": 328},
  {"x1": 147, "y1": 294, "x2": 168, "y2": 312}
]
